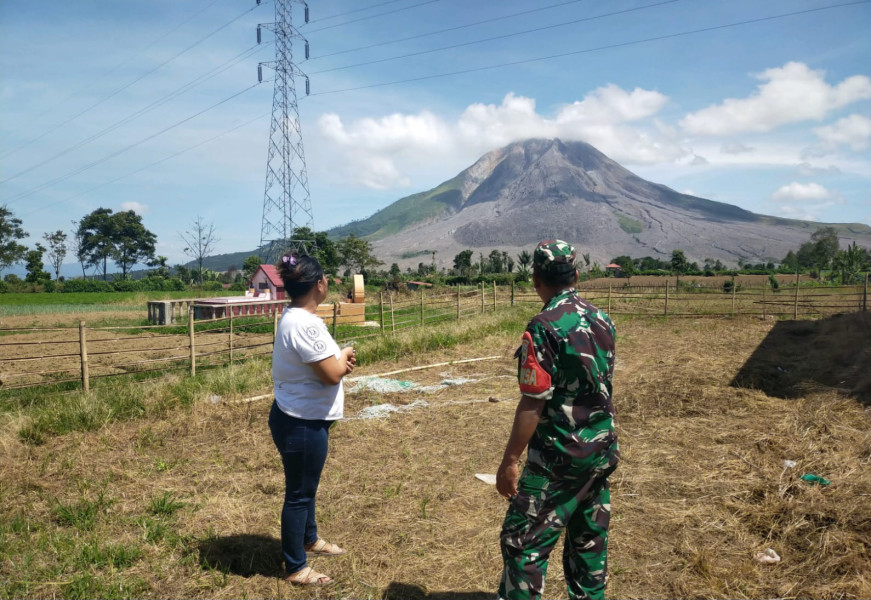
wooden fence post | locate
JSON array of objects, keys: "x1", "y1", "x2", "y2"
[
  {"x1": 390, "y1": 293, "x2": 395, "y2": 332},
  {"x1": 332, "y1": 302, "x2": 338, "y2": 338},
  {"x1": 420, "y1": 289, "x2": 425, "y2": 326},
  {"x1": 480, "y1": 283, "x2": 485, "y2": 314},
  {"x1": 457, "y1": 285, "x2": 461, "y2": 320},
  {"x1": 380, "y1": 292, "x2": 385, "y2": 333},
  {"x1": 273, "y1": 309, "x2": 280, "y2": 341},
  {"x1": 79, "y1": 320, "x2": 89, "y2": 393},
  {"x1": 493, "y1": 281, "x2": 497, "y2": 311},
  {"x1": 608, "y1": 282, "x2": 612, "y2": 314},
  {"x1": 864, "y1": 273, "x2": 868, "y2": 312},
  {"x1": 229, "y1": 309, "x2": 234, "y2": 363},
  {"x1": 664, "y1": 283, "x2": 669, "y2": 316},
  {"x1": 511, "y1": 280, "x2": 515, "y2": 306},
  {"x1": 794, "y1": 272, "x2": 800, "y2": 320},
  {"x1": 189, "y1": 306, "x2": 196, "y2": 377},
  {"x1": 731, "y1": 280, "x2": 736, "y2": 317},
  {"x1": 762, "y1": 285, "x2": 767, "y2": 319}
]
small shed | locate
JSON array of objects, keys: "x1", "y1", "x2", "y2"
[{"x1": 249, "y1": 265, "x2": 285, "y2": 299}]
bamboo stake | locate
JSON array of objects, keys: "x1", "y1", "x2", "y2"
[
  {"x1": 608, "y1": 282, "x2": 612, "y2": 314},
  {"x1": 664, "y1": 283, "x2": 669, "y2": 316},
  {"x1": 380, "y1": 292, "x2": 385, "y2": 333},
  {"x1": 510, "y1": 280, "x2": 515, "y2": 306},
  {"x1": 79, "y1": 320, "x2": 89, "y2": 393},
  {"x1": 731, "y1": 279, "x2": 736, "y2": 317},
  {"x1": 480, "y1": 282, "x2": 484, "y2": 314},
  {"x1": 332, "y1": 302, "x2": 338, "y2": 338},
  {"x1": 864, "y1": 273, "x2": 868, "y2": 312},
  {"x1": 273, "y1": 308, "x2": 280, "y2": 341},
  {"x1": 390, "y1": 293, "x2": 395, "y2": 332},
  {"x1": 762, "y1": 285, "x2": 767, "y2": 319},
  {"x1": 457, "y1": 285, "x2": 461, "y2": 320},
  {"x1": 229, "y1": 309, "x2": 234, "y2": 363},
  {"x1": 420, "y1": 289, "x2": 425, "y2": 326},
  {"x1": 189, "y1": 306, "x2": 196, "y2": 377},
  {"x1": 794, "y1": 272, "x2": 800, "y2": 320},
  {"x1": 493, "y1": 281, "x2": 497, "y2": 310}
]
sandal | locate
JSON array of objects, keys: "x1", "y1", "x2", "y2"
[
  {"x1": 305, "y1": 538, "x2": 347, "y2": 556},
  {"x1": 284, "y1": 566, "x2": 334, "y2": 586}
]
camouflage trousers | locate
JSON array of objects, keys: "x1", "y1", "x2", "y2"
[{"x1": 498, "y1": 464, "x2": 614, "y2": 600}]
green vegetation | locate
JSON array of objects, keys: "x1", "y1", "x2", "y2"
[{"x1": 615, "y1": 212, "x2": 643, "y2": 234}]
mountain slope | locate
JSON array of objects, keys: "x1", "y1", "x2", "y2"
[{"x1": 329, "y1": 138, "x2": 871, "y2": 269}]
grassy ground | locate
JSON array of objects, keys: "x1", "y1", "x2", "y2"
[{"x1": 1, "y1": 311, "x2": 869, "y2": 599}]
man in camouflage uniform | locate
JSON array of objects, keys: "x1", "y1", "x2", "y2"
[{"x1": 496, "y1": 240, "x2": 619, "y2": 600}]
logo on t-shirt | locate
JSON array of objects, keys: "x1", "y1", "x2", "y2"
[
  {"x1": 305, "y1": 325, "x2": 321, "y2": 340},
  {"x1": 313, "y1": 340, "x2": 326, "y2": 353}
]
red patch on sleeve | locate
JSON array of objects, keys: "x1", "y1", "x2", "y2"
[{"x1": 518, "y1": 331, "x2": 551, "y2": 395}]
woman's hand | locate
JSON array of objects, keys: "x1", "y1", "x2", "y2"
[{"x1": 342, "y1": 347, "x2": 356, "y2": 374}]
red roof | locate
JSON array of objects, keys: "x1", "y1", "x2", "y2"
[
  {"x1": 606, "y1": 263, "x2": 622, "y2": 269},
  {"x1": 254, "y1": 264, "x2": 284, "y2": 288}
]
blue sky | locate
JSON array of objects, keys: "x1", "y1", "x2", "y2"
[{"x1": 1, "y1": 0, "x2": 870, "y2": 272}]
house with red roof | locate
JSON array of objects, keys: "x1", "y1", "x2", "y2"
[{"x1": 249, "y1": 264, "x2": 285, "y2": 299}]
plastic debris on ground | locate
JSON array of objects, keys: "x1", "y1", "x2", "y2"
[
  {"x1": 475, "y1": 473, "x2": 497, "y2": 485},
  {"x1": 801, "y1": 473, "x2": 831, "y2": 486},
  {"x1": 783, "y1": 459, "x2": 797, "y2": 468},
  {"x1": 754, "y1": 548, "x2": 781, "y2": 565},
  {"x1": 356, "y1": 400, "x2": 429, "y2": 420},
  {"x1": 349, "y1": 376, "x2": 476, "y2": 395}
]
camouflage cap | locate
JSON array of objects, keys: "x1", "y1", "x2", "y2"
[{"x1": 533, "y1": 239, "x2": 577, "y2": 273}]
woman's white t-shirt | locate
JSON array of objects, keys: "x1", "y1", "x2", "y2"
[{"x1": 272, "y1": 307, "x2": 344, "y2": 420}]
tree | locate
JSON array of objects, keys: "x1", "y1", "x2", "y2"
[
  {"x1": 833, "y1": 242, "x2": 868, "y2": 284},
  {"x1": 337, "y1": 234, "x2": 383, "y2": 275},
  {"x1": 179, "y1": 216, "x2": 219, "y2": 286},
  {"x1": 0, "y1": 204, "x2": 28, "y2": 275},
  {"x1": 671, "y1": 249, "x2": 688, "y2": 274},
  {"x1": 69, "y1": 220, "x2": 90, "y2": 277},
  {"x1": 150, "y1": 255, "x2": 170, "y2": 279},
  {"x1": 488, "y1": 249, "x2": 504, "y2": 274},
  {"x1": 610, "y1": 256, "x2": 634, "y2": 276},
  {"x1": 24, "y1": 244, "x2": 50, "y2": 284},
  {"x1": 242, "y1": 255, "x2": 262, "y2": 283},
  {"x1": 174, "y1": 264, "x2": 192, "y2": 285},
  {"x1": 112, "y1": 211, "x2": 156, "y2": 278},
  {"x1": 810, "y1": 227, "x2": 840, "y2": 272},
  {"x1": 780, "y1": 251, "x2": 799, "y2": 272},
  {"x1": 77, "y1": 208, "x2": 116, "y2": 279},
  {"x1": 43, "y1": 230, "x2": 67, "y2": 281},
  {"x1": 453, "y1": 249, "x2": 474, "y2": 278}
]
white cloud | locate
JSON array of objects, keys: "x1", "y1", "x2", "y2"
[
  {"x1": 794, "y1": 162, "x2": 841, "y2": 177},
  {"x1": 813, "y1": 114, "x2": 871, "y2": 151},
  {"x1": 120, "y1": 201, "x2": 148, "y2": 214},
  {"x1": 680, "y1": 62, "x2": 871, "y2": 136},
  {"x1": 772, "y1": 182, "x2": 834, "y2": 201},
  {"x1": 721, "y1": 142, "x2": 754, "y2": 154},
  {"x1": 315, "y1": 87, "x2": 687, "y2": 189}
]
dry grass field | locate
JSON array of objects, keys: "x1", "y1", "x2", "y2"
[{"x1": 1, "y1": 311, "x2": 870, "y2": 599}]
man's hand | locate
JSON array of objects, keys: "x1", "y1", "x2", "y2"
[{"x1": 496, "y1": 459, "x2": 519, "y2": 499}]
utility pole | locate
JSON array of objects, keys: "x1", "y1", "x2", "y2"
[{"x1": 256, "y1": 0, "x2": 313, "y2": 263}]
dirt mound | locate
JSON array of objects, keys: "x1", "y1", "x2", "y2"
[{"x1": 732, "y1": 312, "x2": 871, "y2": 404}]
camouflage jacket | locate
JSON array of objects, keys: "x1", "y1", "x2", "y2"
[{"x1": 516, "y1": 288, "x2": 619, "y2": 476}]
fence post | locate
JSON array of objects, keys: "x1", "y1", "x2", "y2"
[
  {"x1": 189, "y1": 306, "x2": 196, "y2": 377},
  {"x1": 731, "y1": 280, "x2": 736, "y2": 317},
  {"x1": 229, "y1": 309, "x2": 234, "y2": 363},
  {"x1": 608, "y1": 282, "x2": 612, "y2": 314},
  {"x1": 493, "y1": 281, "x2": 497, "y2": 311},
  {"x1": 457, "y1": 285, "x2": 461, "y2": 320},
  {"x1": 762, "y1": 285, "x2": 767, "y2": 320},
  {"x1": 511, "y1": 280, "x2": 515, "y2": 306},
  {"x1": 480, "y1": 283, "x2": 485, "y2": 314},
  {"x1": 390, "y1": 293, "x2": 395, "y2": 332},
  {"x1": 79, "y1": 320, "x2": 89, "y2": 393},
  {"x1": 794, "y1": 272, "x2": 800, "y2": 320},
  {"x1": 380, "y1": 292, "x2": 385, "y2": 333},
  {"x1": 273, "y1": 308, "x2": 280, "y2": 341},
  {"x1": 420, "y1": 289, "x2": 425, "y2": 326},
  {"x1": 664, "y1": 283, "x2": 669, "y2": 316},
  {"x1": 865, "y1": 273, "x2": 868, "y2": 311},
  {"x1": 332, "y1": 302, "x2": 338, "y2": 338}
]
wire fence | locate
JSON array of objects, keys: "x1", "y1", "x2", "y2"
[{"x1": 1, "y1": 278, "x2": 867, "y2": 393}]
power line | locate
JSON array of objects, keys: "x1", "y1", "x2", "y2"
[
  {"x1": 303, "y1": 0, "x2": 446, "y2": 34},
  {"x1": 0, "y1": 42, "x2": 271, "y2": 185},
  {"x1": 1, "y1": 0, "x2": 226, "y2": 148},
  {"x1": 311, "y1": 0, "x2": 587, "y2": 59},
  {"x1": 20, "y1": 112, "x2": 272, "y2": 219},
  {"x1": 5, "y1": 82, "x2": 264, "y2": 206},
  {"x1": 310, "y1": 0, "x2": 410, "y2": 23},
  {"x1": 309, "y1": 0, "x2": 679, "y2": 75},
  {"x1": 1, "y1": 2, "x2": 267, "y2": 161},
  {"x1": 310, "y1": 0, "x2": 871, "y2": 96}
]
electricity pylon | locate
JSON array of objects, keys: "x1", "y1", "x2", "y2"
[{"x1": 256, "y1": 0, "x2": 313, "y2": 263}]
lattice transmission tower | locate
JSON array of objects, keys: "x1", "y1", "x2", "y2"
[{"x1": 256, "y1": 0, "x2": 313, "y2": 263}]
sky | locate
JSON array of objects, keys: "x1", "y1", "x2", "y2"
[{"x1": 1, "y1": 0, "x2": 870, "y2": 274}]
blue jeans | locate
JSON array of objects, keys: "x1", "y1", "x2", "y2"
[{"x1": 268, "y1": 401, "x2": 331, "y2": 575}]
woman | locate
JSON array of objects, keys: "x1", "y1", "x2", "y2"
[{"x1": 268, "y1": 252, "x2": 356, "y2": 586}]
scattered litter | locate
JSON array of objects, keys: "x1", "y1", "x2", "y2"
[
  {"x1": 783, "y1": 459, "x2": 797, "y2": 469},
  {"x1": 356, "y1": 400, "x2": 429, "y2": 420},
  {"x1": 475, "y1": 473, "x2": 497, "y2": 485},
  {"x1": 349, "y1": 376, "x2": 478, "y2": 395},
  {"x1": 208, "y1": 394, "x2": 222, "y2": 404},
  {"x1": 488, "y1": 396, "x2": 500, "y2": 403},
  {"x1": 754, "y1": 548, "x2": 781, "y2": 565},
  {"x1": 801, "y1": 473, "x2": 831, "y2": 486},
  {"x1": 349, "y1": 377, "x2": 416, "y2": 394}
]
